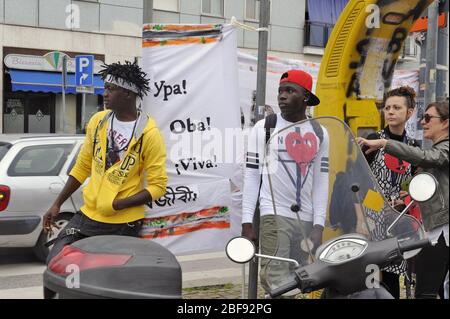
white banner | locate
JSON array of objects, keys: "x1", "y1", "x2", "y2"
[
  {"x1": 141, "y1": 24, "x2": 241, "y2": 254},
  {"x1": 140, "y1": 179, "x2": 232, "y2": 254},
  {"x1": 237, "y1": 51, "x2": 321, "y2": 127},
  {"x1": 237, "y1": 51, "x2": 420, "y2": 136},
  {"x1": 139, "y1": 25, "x2": 420, "y2": 254}
]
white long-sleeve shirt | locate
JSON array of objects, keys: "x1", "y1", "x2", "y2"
[{"x1": 242, "y1": 114, "x2": 329, "y2": 226}]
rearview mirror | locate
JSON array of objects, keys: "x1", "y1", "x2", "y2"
[
  {"x1": 387, "y1": 172, "x2": 437, "y2": 238},
  {"x1": 225, "y1": 237, "x2": 256, "y2": 264},
  {"x1": 409, "y1": 173, "x2": 437, "y2": 202}
]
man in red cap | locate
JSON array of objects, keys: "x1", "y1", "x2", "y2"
[{"x1": 241, "y1": 69, "x2": 329, "y2": 296}]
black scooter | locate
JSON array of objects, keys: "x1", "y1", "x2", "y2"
[
  {"x1": 228, "y1": 117, "x2": 438, "y2": 299},
  {"x1": 226, "y1": 172, "x2": 436, "y2": 299}
]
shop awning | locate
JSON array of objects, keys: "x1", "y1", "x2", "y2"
[{"x1": 9, "y1": 69, "x2": 104, "y2": 95}]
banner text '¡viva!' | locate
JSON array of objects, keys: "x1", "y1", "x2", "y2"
[{"x1": 154, "y1": 80, "x2": 187, "y2": 101}]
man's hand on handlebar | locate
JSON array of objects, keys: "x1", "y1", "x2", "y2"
[
  {"x1": 310, "y1": 224, "x2": 324, "y2": 254},
  {"x1": 241, "y1": 223, "x2": 256, "y2": 242}
]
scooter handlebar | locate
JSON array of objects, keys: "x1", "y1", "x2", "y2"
[
  {"x1": 265, "y1": 237, "x2": 429, "y2": 298},
  {"x1": 269, "y1": 279, "x2": 299, "y2": 298},
  {"x1": 398, "y1": 238, "x2": 430, "y2": 253}
]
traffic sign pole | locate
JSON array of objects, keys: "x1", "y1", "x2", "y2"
[
  {"x1": 61, "y1": 55, "x2": 67, "y2": 133},
  {"x1": 75, "y1": 55, "x2": 95, "y2": 132},
  {"x1": 82, "y1": 93, "x2": 86, "y2": 132}
]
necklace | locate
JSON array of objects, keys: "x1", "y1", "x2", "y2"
[{"x1": 106, "y1": 113, "x2": 138, "y2": 168}]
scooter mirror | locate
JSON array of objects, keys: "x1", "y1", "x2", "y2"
[
  {"x1": 409, "y1": 173, "x2": 437, "y2": 202},
  {"x1": 225, "y1": 237, "x2": 255, "y2": 264}
]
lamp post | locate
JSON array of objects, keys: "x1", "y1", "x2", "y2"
[{"x1": 248, "y1": 0, "x2": 270, "y2": 300}]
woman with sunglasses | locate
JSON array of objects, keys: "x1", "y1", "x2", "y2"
[
  {"x1": 357, "y1": 101, "x2": 449, "y2": 299},
  {"x1": 359, "y1": 86, "x2": 419, "y2": 299}
]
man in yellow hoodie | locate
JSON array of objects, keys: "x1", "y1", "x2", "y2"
[{"x1": 43, "y1": 61, "x2": 167, "y2": 264}]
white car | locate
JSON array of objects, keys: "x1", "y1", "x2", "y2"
[{"x1": 0, "y1": 134, "x2": 85, "y2": 262}]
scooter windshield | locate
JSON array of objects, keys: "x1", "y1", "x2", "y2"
[{"x1": 260, "y1": 117, "x2": 424, "y2": 292}]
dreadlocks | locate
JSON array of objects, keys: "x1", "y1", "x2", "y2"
[{"x1": 100, "y1": 60, "x2": 150, "y2": 98}]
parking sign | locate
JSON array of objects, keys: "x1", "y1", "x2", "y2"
[{"x1": 75, "y1": 55, "x2": 94, "y2": 86}]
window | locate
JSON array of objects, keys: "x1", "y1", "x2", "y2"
[
  {"x1": 304, "y1": 0, "x2": 346, "y2": 48},
  {"x1": 153, "y1": 0, "x2": 179, "y2": 12},
  {"x1": 67, "y1": 146, "x2": 81, "y2": 175},
  {"x1": 304, "y1": 21, "x2": 334, "y2": 48},
  {"x1": 245, "y1": 0, "x2": 260, "y2": 21},
  {"x1": 8, "y1": 144, "x2": 73, "y2": 176},
  {"x1": 202, "y1": 0, "x2": 224, "y2": 17},
  {"x1": 0, "y1": 143, "x2": 12, "y2": 162}
]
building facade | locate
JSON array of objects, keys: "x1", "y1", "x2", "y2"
[
  {"x1": 1, "y1": 0, "x2": 143, "y2": 134},
  {"x1": 2, "y1": 0, "x2": 446, "y2": 133},
  {"x1": 152, "y1": 0, "x2": 323, "y2": 62},
  {"x1": 151, "y1": 0, "x2": 428, "y2": 65}
]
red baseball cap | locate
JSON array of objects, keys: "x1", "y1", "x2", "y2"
[{"x1": 280, "y1": 70, "x2": 320, "y2": 106}]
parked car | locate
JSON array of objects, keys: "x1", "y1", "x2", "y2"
[{"x1": 0, "y1": 134, "x2": 85, "y2": 262}]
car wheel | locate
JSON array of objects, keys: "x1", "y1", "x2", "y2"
[{"x1": 33, "y1": 212, "x2": 73, "y2": 263}]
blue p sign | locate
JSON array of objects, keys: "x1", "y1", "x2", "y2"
[{"x1": 75, "y1": 55, "x2": 94, "y2": 86}]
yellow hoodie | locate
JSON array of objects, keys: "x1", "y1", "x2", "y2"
[{"x1": 70, "y1": 110, "x2": 167, "y2": 224}]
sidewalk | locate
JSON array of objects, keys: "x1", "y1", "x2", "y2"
[
  {"x1": 182, "y1": 283, "x2": 312, "y2": 299},
  {"x1": 176, "y1": 251, "x2": 312, "y2": 299},
  {"x1": 181, "y1": 282, "x2": 409, "y2": 299},
  {"x1": 182, "y1": 283, "x2": 266, "y2": 299}
]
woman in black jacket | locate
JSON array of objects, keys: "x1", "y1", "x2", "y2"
[
  {"x1": 357, "y1": 101, "x2": 449, "y2": 299},
  {"x1": 361, "y1": 87, "x2": 418, "y2": 298}
]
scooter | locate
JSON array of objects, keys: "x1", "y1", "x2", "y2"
[
  {"x1": 43, "y1": 234, "x2": 182, "y2": 298},
  {"x1": 228, "y1": 117, "x2": 432, "y2": 299}
]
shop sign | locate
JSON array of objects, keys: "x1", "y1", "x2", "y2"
[{"x1": 4, "y1": 53, "x2": 103, "y2": 74}]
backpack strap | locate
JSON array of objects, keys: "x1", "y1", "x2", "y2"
[
  {"x1": 253, "y1": 114, "x2": 278, "y2": 227},
  {"x1": 264, "y1": 113, "x2": 277, "y2": 144},
  {"x1": 258, "y1": 113, "x2": 277, "y2": 192}
]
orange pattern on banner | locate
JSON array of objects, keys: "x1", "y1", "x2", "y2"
[
  {"x1": 141, "y1": 206, "x2": 230, "y2": 238},
  {"x1": 144, "y1": 24, "x2": 217, "y2": 31},
  {"x1": 145, "y1": 206, "x2": 225, "y2": 224},
  {"x1": 141, "y1": 220, "x2": 230, "y2": 239},
  {"x1": 143, "y1": 37, "x2": 219, "y2": 47}
]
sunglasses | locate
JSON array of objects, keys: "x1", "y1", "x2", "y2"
[{"x1": 421, "y1": 113, "x2": 442, "y2": 123}]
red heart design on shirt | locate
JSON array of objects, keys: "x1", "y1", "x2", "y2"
[
  {"x1": 384, "y1": 153, "x2": 410, "y2": 174},
  {"x1": 285, "y1": 131, "x2": 318, "y2": 176}
]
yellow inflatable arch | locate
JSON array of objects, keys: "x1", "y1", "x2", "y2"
[
  {"x1": 314, "y1": 0, "x2": 434, "y2": 245},
  {"x1": 315, "y1": 0, "x2": 434, "y2": 136}
]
